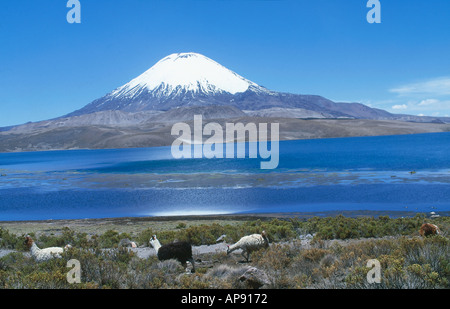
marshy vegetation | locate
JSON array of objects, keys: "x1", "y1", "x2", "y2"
[{"x1": 0, "y1": 214, "x2": 448, "y2": 289}]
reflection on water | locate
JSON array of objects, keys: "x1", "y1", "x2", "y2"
[{"x1": 0, "y1": 133, "x2": 449, "y2": 220}]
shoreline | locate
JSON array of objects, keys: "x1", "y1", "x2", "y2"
[
  {"x1": 0, "y1": 210, "x2": 446, "y2": 236},
  {"x1": 0, "y1": 209, "x2": 442, "y2": 224},
  {"x1": 1, "y1": 120, "x2": 449, "y2": 153},
  {"x1": 0, "y1": 129, "x2": 442, "y2": 154}
]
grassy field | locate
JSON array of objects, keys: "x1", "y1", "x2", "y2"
[{"x1": 0, "y1": 213, "x2": 448, "y2": 289}]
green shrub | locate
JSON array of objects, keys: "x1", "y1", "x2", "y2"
[
  {"x1": 0, "y1": 215, "x2": 448, "y2": 289},
  {"x1": 0, "y1": 228, "x2": 25, "y2": 250},
  {"x1": 97, "y1": 229, "x2": 131, "y2": 248}
]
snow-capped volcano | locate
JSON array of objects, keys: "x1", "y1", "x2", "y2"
[
  {"x1": 66, "y1": 52, "x2": 426, "y2": 122},
  {"x1": 68, "y1": 52, "x2": 271, "y2": 116},
  {"x1": 4, "y1": 52, "x2": 448, "y2": 151},
  {"x1": 112, "y1": 52, "x2": 264, "y2": 97}
]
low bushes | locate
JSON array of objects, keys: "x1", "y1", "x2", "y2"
[{"x1": 0, "y1": 214, "x2": 448, "y2": 289}]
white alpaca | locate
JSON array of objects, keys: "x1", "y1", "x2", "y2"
[
  {"x1": 227, "y1": 231, "x2": 269, "y2": 262},
  {"x1": 24, "y1": 235, "x2": 65, "y2": 262}
]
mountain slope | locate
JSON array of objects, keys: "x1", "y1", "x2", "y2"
[
  {"x1": 1, "y1": 118, "x2": 448, "y2": 153},
  {"x1": 66, "y1": 52, "x2": 357, "y2": 118},
  {"x1": 2, "y1": 51, "x2": 449, "y2": 150},
  {"x1": 7, "y1": 110, "x2": 162, "y2": 134},
  {"x1": 64, "y1": 52, "x2": 448, "y2": 124},
  {"x1": 67, "y1": 53, "x2": 271, "y2": 116},
  {"x1": 152, "y1": 105, "x2": 247, "y2": 122}
]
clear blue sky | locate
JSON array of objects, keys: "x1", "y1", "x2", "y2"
[{"x1": 1, "y1": 0, "x2": 450, "y2": 126}]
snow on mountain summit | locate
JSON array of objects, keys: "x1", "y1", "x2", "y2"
[
  {"x1": 66, "y1": 52, "x2": 277, "y2": 116},
  {"x1": 110, "y1": 52, "x2": 263, "y2": 99},
  {"x1": 30, "y1": 53, "x2": 446, "y2": 125}
]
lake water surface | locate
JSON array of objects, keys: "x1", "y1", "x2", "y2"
[{"x1": 0, "y1": 133, "x2": 449, "y2": 220}]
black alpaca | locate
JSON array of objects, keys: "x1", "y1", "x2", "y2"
[{"x1": 150, "y1": 235, "x2": 195, "y2": 273}]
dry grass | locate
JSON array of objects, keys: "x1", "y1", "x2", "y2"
[{"x1": 0, "y1": 214, "x2": 448, "y2": 289}]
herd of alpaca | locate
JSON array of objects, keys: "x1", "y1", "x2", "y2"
[
  {"x1": 148, "y1": 231, "x2": 270, "y2": 273},
  {"x1": 24, "y1": 223, "x2": 442, "y2": 270}
]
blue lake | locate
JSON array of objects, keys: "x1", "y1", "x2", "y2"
[{"x1": 0, "y1": 132, "x2": 449, "y2": 220}]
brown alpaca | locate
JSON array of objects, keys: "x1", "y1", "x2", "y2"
[{"x1": 419, "y1": 223, "x2": 440, "y2": 237}]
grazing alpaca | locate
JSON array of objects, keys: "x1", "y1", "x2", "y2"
[
  {"x1": 24, "y1": 235, "x2": 65, "y2": 262},
  {"x1": 419, "y1": 223, "x2": 441, "y2": 237},
  {"x1": 149, "y1": 235, "x2": 195, "y2": 273},
  {"x1": 227, "y1": 231, "x2": 269, "y2": 262}
]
